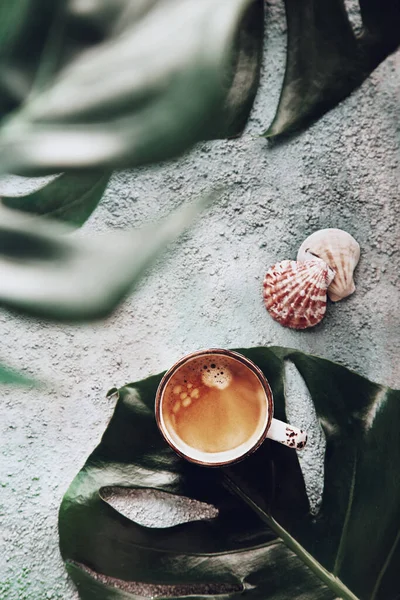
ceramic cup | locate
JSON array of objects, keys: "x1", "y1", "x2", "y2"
[{"x1": 155, "y1": 349, "x2": 307, "y2": 466}]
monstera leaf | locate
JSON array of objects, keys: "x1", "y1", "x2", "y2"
[
  {"x1": 264, "y1": 0, "x2": 400, "y2": 137},
  {"x1": 0, "y1": 0, "x2": 264, "y2": 174},
  {"x1": 59, "y1": 347, "x2": 400, "y2": 599}
]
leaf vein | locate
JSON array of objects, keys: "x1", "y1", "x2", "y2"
[
  {"x1": 370, "y1": 526, "x2": 400, "y2": 600},
  {"x1": 224, "y1": 475, "x2": 359, "y2": 600},
  {"x1": 333, "y1": 452, "x2": 358, "y2": 575}
]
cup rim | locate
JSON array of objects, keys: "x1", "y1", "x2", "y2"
[{"x1": 155, "y1": 348, "x2": 274, "y2": 466}]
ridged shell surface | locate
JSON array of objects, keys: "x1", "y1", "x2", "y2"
[
  {"x1": 297, "y1": 229, "x2": 360, "y2": 302},
  {"x1": 263, "y1": 260, "x2": 335, "y2": 329}
]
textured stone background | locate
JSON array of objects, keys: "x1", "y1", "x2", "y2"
[{"x1": 0, "y1": 1, "x2": 399, "y2": 598}]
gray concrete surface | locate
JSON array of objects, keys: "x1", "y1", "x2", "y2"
[{"x1": 0, "y1": 1, "x2": 399, "y2": 598}]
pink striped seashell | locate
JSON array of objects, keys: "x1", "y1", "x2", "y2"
[{"x1": 263, "y1": 259, "x2": 335, "y2": 329}]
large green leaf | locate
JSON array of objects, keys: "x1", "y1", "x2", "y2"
[
  {"x1": 59, "y1": 347, "x2": 400, "y2": 599},
  {"x1": 264, "y1": 0, "x2": 400, "y2": 138},
  {"x1": 0, "y1": 190, "x2": 216, "y2": 321},
  {"x1": 1, "y1": 171, "x2": 111, "y2": 227},
  {"x1": 0, "y1": 0, "x2": 263, "y2": 174}
]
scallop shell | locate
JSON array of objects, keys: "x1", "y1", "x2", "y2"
[
  {"x1": 263, "y1": 259, "x2": 335, "y2": 329},
  {"x1": 297, "y1": 229, "x2": 360, "y2": 302}
]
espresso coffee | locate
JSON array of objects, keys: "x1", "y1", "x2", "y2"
[{"x1": 161, "y1": 354, "x2": 268, "y2": 454}]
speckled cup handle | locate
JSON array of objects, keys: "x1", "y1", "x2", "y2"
[{"x1": 266, "y1": 419, "x2": 307, "y2": 450}]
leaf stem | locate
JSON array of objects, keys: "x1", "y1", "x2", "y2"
[{"x1": 224, "y1": 476, "x2": 360, "y2": 600}]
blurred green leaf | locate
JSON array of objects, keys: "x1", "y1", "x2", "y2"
[
  {"x1": 0, "y1": 362, "x2": 37, "y2": 386},
  {"x1": 0, "y1": 0, "x2": 263, "y2": 174},
  {"x1": 0, "y1": 1, "x2": 65, "y2": 120},
  {"x1": 59, "y1": 347, "x2": 400, "y2": 599},
  {"x1": 1, "y1": 171, "x2": 111, "y2": 228},
  {"x1": 0, "y1": 190, "x2": 218, "y2": 321},
  {"x1": 264, "y1": 0, "x2": 400, "y2": 138}
]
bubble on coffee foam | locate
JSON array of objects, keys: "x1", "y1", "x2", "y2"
[{"x1": 201, "y1": 360, "x2": 232, "y2": 390}]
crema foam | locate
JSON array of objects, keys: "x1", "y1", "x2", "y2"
[{"x1": 161, "y1": 354, "x2": 268, "y2": 454}]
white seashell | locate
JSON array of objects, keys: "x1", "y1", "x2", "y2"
[
  {"x1": 297, "y1": 229, "x2": 360, "y2": 302},
  {"x1": 263, "y1": 259, "x2": 335, "y2": 329}
]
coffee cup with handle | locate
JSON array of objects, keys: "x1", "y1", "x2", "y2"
[{"x1": 155, "y1": 349, "x2": 307, "y2": 466}]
